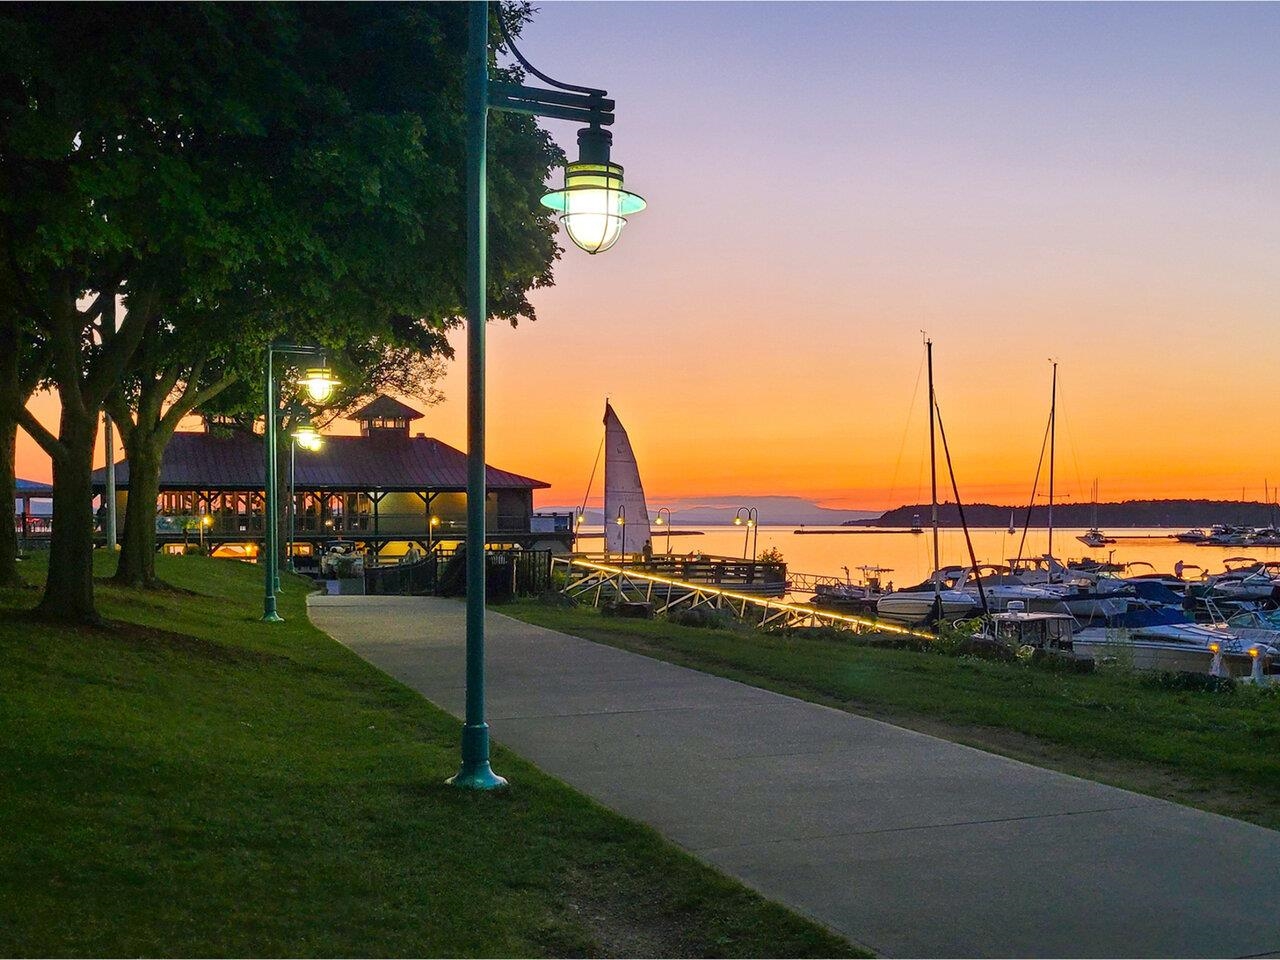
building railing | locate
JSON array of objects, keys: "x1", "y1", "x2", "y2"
[{"x1": 148, "y1": 512, "x2": 538, "y2": 538}]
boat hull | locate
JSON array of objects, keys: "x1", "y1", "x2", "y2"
[{"x1": 876, "y1": 591, "x2": 979, "y2": 624}]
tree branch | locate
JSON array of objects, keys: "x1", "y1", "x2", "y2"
[{"x1": 17, "y1": 405, "x2": 66, "y2": 463}]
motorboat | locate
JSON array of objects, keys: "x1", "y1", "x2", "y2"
[
  {"x1": 1173, "y1": 528, "x2": 1207, "y2": 543},
  {"x1": 876, "y1": 568, "x2": 981, "y2": 624},
  {"x1": 1006, "y1": 555, "x2": 1134, "y2": 622},
  {"x1": 813, "y1": 565, "x2": 893, "y2": 615},
  {"x1": 951, "y1": 564, "x2": 1072, "y2": 615},
  {"x1": 1074, "y1": 622, "x2": 1277, "y2": 678},
  {"x1": 1191, "y1": 558, "x2": 1279, "y2": 602},
  {"x1": 983, "y1": 608, "x2": 1080, "y2": 657}
]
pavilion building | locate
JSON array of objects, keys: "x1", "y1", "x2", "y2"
[{"x1": 91, "y1": 395, "x2": 571, "y2": 559}]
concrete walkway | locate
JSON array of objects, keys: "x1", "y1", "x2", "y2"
[{"x1": 309, "y1": 595, "x2": 1280, "y2": 959}]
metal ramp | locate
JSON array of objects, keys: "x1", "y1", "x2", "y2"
[{"x1": 552, "y1": 557, "x2": 930, "y2": 639}]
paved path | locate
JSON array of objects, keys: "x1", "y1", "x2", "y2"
[{"x1": 309, "y1": 595, "x2": 1280, "y2": 959}]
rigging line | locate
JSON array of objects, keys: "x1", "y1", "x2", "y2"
[
  {"x1": 1015, "y1": 413, "x2": 1052, "y2": 565},
  {"x1": 494, "y1": 8, "x2": 607, "y2": 97},
  {"x1": 577, "y1": 435, "x2": 605, "y2": 524},
  {"x1": 934, "y1": 398, "x2": 989, "y2": 616},
  {"x1": 883, "y1": 348, "x2": 928, "y2": 516}
]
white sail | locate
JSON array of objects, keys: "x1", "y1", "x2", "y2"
[{"x1": 603, "y1": 402, "x2": 652, "y2": 555}]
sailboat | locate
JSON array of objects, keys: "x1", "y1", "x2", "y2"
[
  {"x1": 1007, "y1": 510, "x2": 1016, "y2": 535},
  {"x1": 603, "y1": 402, "x2": 652, "y2": 558},
  {"x1": 876, "y1": 340, "x2": 981, "y2": 625},
  {"x1": 1011, "y1": 367, "x2": 1132, "y2": 625},
  {"x1": 1077, "y1": 479, "x2": 1115, "y2": 548}
]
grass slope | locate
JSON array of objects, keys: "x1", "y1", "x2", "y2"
[
  {"x1": 0, "y1": 555, "x2": 858, "y2": 958},
  {"x1": 504, "y1": 601, "x2": 1280, "y2": 830}
]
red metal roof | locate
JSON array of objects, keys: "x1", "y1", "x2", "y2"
[
  {"x1": 349, "y1": 395, "x2": 424, "y2": 422},
  {"x1": 91, "y1": 431, "x2": 548, "y2": 492}
]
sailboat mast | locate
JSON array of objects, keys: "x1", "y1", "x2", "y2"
[
  {"x1": 927, "y1": 339, "x2": 940, "y2": 579},
  {"x1": 1047, "y1": 361, "x2": 1057, "y2": 580}
]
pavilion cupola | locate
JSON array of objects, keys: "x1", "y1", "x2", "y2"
[{"x1": 350, "y1": 394, "x2": 424, "y2": 438}]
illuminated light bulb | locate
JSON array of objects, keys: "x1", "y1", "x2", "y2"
[
  {"x1": 300, "y1": 366, "x2": 339, "y2": 403},
  {"x1": 540, "y1": 128, "x2": 645, "y2": 255},
  {"x1": 292, "y1": 420, "x2": 323, "y2": 451}
]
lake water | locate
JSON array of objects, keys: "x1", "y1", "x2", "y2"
[{"x1": 579, "y1": 524, "x2": 1275, "y2": 589}]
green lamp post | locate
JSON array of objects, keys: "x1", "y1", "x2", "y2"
[
  {"x1": 451, "y1": 1, "x2": 645, "y2": 790},
  {"x1": 261, "y1": 343, "x2": 338, "y2": 622}
]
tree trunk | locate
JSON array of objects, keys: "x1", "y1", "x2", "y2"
[
  {"x1": 0, "y1": 408, "x2": 19, "y2": 589},
  {"x1": 113, "y1": 434, "x2": 161, "y2": 587},
  {"x1": 37, "y1": 404, "x2": 99, "y2": 623},
  {"x1": 0, "y1": 312, "x2": 21, "y2": 587}
]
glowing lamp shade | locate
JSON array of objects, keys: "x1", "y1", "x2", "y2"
[
  {"x1": 292, "y1": 421, "x2": 323, "y2": 451},
  {"x1": 300, "y1": 366, "x2": 340, "y2": 403},
  {"x1": 541, "y1": 161, "x2": 646, "y2": 255}
]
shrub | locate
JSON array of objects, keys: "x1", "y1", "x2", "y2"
[
  {"x1": 667, "y1": 607, "x2": 736, "y2": 630},
  {"x1": 1139, "y1": 671, "x2": 1237, "y2": 694}
]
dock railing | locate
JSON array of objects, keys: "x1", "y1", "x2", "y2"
[{"x1": 552, "y1": 557, "x2": 930, "y2": 639}]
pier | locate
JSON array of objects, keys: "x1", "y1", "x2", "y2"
[{"x1": 552, "y1": 557, "x2": 928, "y2": 638}]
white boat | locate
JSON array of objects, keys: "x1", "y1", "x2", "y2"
[
  {"x1": 1074, "y1": 623, "x2": 1276, "y2": 678},
  {"x1": 876, "y1": 582, "x2": 981, "y2": 623},
  {"x1": 1076, "y1": 480, "x2": 1115, "y2": 548}
]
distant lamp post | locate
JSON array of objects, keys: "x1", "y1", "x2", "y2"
[
  {"x1": 654, "y1": 507, "x2": 672, "y2": 554},
  {"x1": 428, "y1": 514, "x2": 441, "y2": 555},
  {"x1": 199, "y1": 513, "x2": 211, "y2": 553},
  {"x1": 262, "y1": 342, "x2": 335, "y2": 622},
  {"x1": 449, "y1": 2, "x2": 646, "y2": 791},
  {"x1": 288, "y1": 416, "x2": 324, "y2": 572},
  {"x1": 615, "y1": 505, "x2": 627, "y2": 566},
  {"x1": 734, "y1": 506, "x2": 759, "y2": 560}
]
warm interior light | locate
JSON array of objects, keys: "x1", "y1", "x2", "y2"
[
  {"x1": 300, "y1": 366, "x2": 339, "y2": 403},
  {"x1": 1208, "y1": 642, "x2": 1220, "y2": 654}
]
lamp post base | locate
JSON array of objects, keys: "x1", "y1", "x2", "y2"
[
  {"x1": 447, "y1": 722, "x2": 507, "y2": 790},
  {"x1": 447, "y1": 762, "x2": 508, "y2": 791},
  {"x1": 261, "y1": 612, "x2": 284, "y2": 623}
]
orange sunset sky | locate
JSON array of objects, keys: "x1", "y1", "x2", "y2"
[{"x1": 17, "y1": 3, "x2": 1280, "y2": 512}]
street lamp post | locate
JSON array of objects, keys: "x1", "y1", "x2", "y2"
[
  {"x1": 734, "y1": 506, "x2": 759, "y2": 561},
  {"x1": 654, "y1": 507, "x2": 672, "y2": 554},
  {"x1": 261, "y1": 342, "x2": 338, "y2": 623},
  {"x1": 450, "y1": 1, "x2": 645, "y2": 791},
  {"x1": 288, "y1": 413, "x2": 324, "y2": 573}
]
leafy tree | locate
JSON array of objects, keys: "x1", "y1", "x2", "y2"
[{"x1": 3, "y1": 3, "x2": 561, "y2": 619}]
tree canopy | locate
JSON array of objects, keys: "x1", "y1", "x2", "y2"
[{"x1": 0, "y1": 2, "x2": 565, "y2": 618}]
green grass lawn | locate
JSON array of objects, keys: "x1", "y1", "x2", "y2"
[
  {"x1": 0, "y1": 555, "x2": 859, "y2": 958},
  {"x1": 503, "y1": 600, "x2": 1280, "y2": 830}
]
